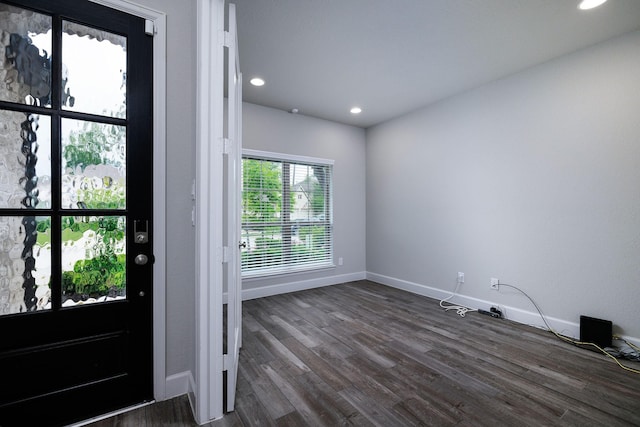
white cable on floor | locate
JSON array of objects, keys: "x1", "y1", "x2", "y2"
[{"x1": 440, "y1": 280, "x2": 477, "y2": 317}]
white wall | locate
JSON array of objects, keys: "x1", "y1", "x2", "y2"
[
  {"x1": 134, "y1": 0, "x2": 196, "y2": 381},
  {"x1": 366, "y1": 31, "x2": 640, "y2": 342},
  {"x1": 242, "y1": 103, "x2": 367, "y2": 297}
]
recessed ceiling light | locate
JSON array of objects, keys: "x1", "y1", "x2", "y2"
[
  {"x1": 350, "y1": 107, "x2": 362, "y2": 114},
  {"x1": 250, "y1": 77, "x2": 265, "y2": 86},
  {"x1": 578, "y1": 0, "x2": 607, "y2": 10}
]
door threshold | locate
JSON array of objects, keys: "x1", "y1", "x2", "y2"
[{"x1": 69, "y1": 401, "x2": 155, "y2": 427}]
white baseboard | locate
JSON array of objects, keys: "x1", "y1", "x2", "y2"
[
  {"x1": 225, "y1": 271, "x2": 366, "y2": 302},
  {"x1": 165, "y1": 371, "x2": 193, "y2": 400},
  {"x1": 618, "y1": 335, "x2": 640, "y2": 349},
  {"x1": 187, "y1": 372, "x2": 197, "y2": 421},
  {"x1": 367, "y1": 272, "x2": 583, "y2": 339},
  {"x1": 369, "y1": 272, "x2": 640, "y2": 349}
]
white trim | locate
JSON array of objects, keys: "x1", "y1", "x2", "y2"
[
  {"x1": 619, "y1": 335, "x2": 640, "y2": 349},
  {"x1": 89, "y1": 0, "x2": 168, "y2": 403},
  {"x1": 89, "y1": 0, "x2": 163, "y2": 21},
  {"x1": 366, "y1": 272, "x2": 581, "y2": 339},
  {"x1": 243, "y1": 148, "x2": 335, "y2": 166},
  {"x1": 239, "y1": 271, "x2": 366, "y2": 301},
  {"x1": 195, "y1": 0, "x2": 225, "y2": 423},
  {"x1": 187, "y1": 372, "x2": 197, "y2": 417},
  {"x1": 165, "y1": 371, "x2": 192, "y2": 399},
  {"x1": 367, "y1": 271, "x2": 640, "y2": 348}
]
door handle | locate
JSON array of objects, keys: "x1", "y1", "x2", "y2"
[
  {"x1": 135, "y1": 254, "x2": 149, "y2": 265},
  {"x1": 239, "y1": 242, "x2": 247, "y2": 249}
]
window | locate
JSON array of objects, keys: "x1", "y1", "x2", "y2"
[{"x1": 241, "y1": 150, "x2": 333, "y2": 277}]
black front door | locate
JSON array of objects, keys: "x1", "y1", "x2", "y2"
[{"x1": 0, "y1": 1, "x2": 153, "y2": 425}]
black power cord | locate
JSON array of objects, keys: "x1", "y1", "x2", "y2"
[
  {"x1": 478, "y1": 308, "x2": 503, "y2": 319},
  {"x1": 490, "y1": 306, "x2": 503, "y2": 318}
]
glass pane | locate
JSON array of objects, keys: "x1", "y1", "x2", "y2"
[
  {"x1": 61, "y1": 118, "x2": 126, "y2": 210},
  {"x1": 0, "y1": 110, "x2": 51, "y2": 209},
  {"x1": 292, "y1": 223, "x2": 332, "y2": 264},
  {"x1": 0, "y1": 216, "x2": 51, "y2": 316},
  {"x1": 242, "y1": 158, "x2": 282, "y2": 223},
  {"x1": 0, "y1": 4, "x2": 52, "y2": 107},
  {"x1": 62, "y1": 21, "x2": 126, "y2": 118},
  {"x1": 61, "y1": 216, "x2": 126, "y2": 306},
  {"x1": 290, "y1": 164, "x2": 327, "y2": 221}
]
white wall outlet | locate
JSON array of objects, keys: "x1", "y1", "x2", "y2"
[
  {"x1": 490, "y1": 278, "x2": 499, "y2": 290},
  {"x1": 457, "y1": 272, "x2": 464, "y2": 284},
  {"x1": 338, "y1": 257, "x2": 344, "y2": 266}
]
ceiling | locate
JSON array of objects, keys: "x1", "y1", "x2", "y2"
[{"x1": 232, "y1": 0, "x2": 640, "y2": 128}]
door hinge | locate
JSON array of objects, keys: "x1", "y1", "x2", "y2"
[
  {"x1": 222, "y1": 353, "x2": 230, "y2": 371},
  {"x1": 217, "y1": 137, "x2": 230, "y2": 155},
  {"x1": 144, "y1": 19, "x2": 155, "y2": 36},
  {"x1": 223, "y1": 31, "x2": 233, "y2": 48},
  {"x1": 223, "y1": 137, "x2": 232, "y2": 155}
]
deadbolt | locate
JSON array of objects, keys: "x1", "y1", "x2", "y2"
[
  {"x1": 135, "y1": 233, "x2": 148, "y2": 244},
  {"x1": 135, "y1": 254, "x2": 149, "y2": 265},
  {"x1": 134, "y1": 220, "x2": 149, "y2": 244}
]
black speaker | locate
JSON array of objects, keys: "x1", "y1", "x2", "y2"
[{"x1": 580, "y1": 315, "x2": 612, "y2": 348}]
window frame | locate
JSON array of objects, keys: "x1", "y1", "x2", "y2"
[{"x1": 241, "y1": 149, "x2": 334, "y2": 278}]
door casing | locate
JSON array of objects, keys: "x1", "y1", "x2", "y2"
[{"x1": 195, "y1": 0, "x2": 226, "y2": 422}]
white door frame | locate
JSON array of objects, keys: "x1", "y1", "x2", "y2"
[
  {"x1": 195, "y1": 0, "x2": 225, "y2": 422},
  {"x1": 89, "y1": 0, "x2": 168, "y2": 402}
]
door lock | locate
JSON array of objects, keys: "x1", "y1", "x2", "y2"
[{"x1": 134, "y1": 220, "x2": 149, "y2": 244}]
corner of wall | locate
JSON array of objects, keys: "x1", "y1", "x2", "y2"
[{"x1": 164, "y1": 370, "x2": 194, "y2": 401}]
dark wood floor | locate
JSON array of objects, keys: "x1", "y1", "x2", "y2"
[{"x1": 89, "y1": 280, "x2": 640, "y2": 426}]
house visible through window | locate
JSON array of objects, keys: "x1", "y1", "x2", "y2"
[{"x1": 241, "y1": 150, "x2": 333, "y2": 277}]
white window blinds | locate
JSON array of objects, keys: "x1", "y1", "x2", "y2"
[{"x1": 241, "y1": 150, "x2": 334, "y2": 277}]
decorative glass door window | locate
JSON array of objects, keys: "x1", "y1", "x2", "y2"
[
  {"x1": 0, "y1": 3, "x2": 129, "y2": 315},
  {"x1": 0, "y1": 4, "x2": 52, "y2": 315}
]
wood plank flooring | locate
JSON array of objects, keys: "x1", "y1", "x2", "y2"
[{"x1": 88, "y1": 280, "x2": 640, "y2": 426}]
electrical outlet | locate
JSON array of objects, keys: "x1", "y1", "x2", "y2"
[
  {"x1": 490, "y1": 278, "x2": 499, "y2": 290},
  {"x1": 457, "y1": 272, "x2": 464, "y2": 284}
]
